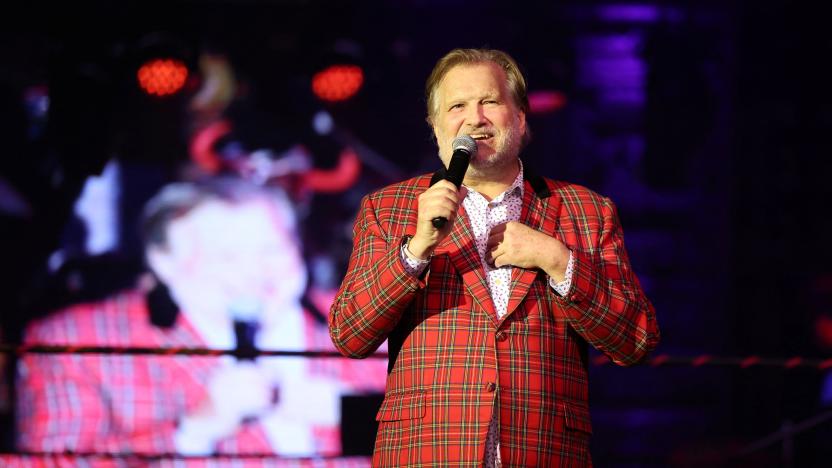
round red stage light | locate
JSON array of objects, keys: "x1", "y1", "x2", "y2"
[
  {"x1": 312, "y1": 64, "x2": 364, "y2": 102},
  {"x1": 137, "y1": 58, "x2": 189, "y2": 97}
]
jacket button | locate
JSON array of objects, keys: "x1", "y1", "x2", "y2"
[
  {"x1": 485, "y1": 382, "x2": 497, "y2": 392},
  {"x1": 495, "y1": 332, "x2": 507, "y2": 342}
]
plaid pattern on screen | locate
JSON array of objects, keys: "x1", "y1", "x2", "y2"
[{"x1": 16, "y1": 290, "x2": 386, "y2": 465}]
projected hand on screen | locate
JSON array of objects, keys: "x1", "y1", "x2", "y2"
[{"x1": 175, "y1": 361, "x2": 275, "y2": 453}]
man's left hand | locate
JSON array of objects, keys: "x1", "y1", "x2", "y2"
[{"x1": 485, "y1": 222, "x2": 571, "y2": 282}]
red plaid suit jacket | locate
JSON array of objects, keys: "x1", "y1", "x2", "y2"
[
  {"x1": 329, "y1": 172, "x2": 660, "y2": 467},
  {"x1": 16, "y1": 289, "x2": 385, "y2": 467}
]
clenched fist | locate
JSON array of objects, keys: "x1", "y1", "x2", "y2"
[
  {"x1": 408, "y1": 180, "x2": 467, "y2": 259},
  {"x1": 485, "y1": 221, "x2": 571, "y2": 281}
]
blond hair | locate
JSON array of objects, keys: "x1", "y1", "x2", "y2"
[{"x1": 425, "y1": 48, "x2": 529, "y2": 123}]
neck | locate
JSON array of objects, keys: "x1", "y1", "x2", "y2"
[{"x1": 463, "y1": 159, "x2": 520, "y2": 200}]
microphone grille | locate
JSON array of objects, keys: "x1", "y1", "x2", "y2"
[{"x1": 452, "y1": 135, "x2": 477, "y2": 155}]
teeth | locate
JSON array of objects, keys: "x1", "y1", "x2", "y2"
[{"x1": 470, "y1": 134, "x2": 490, "y2": 140}]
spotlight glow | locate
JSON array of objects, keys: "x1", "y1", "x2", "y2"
[
  {"x1": 137, "y1": 58, "x2": 189, "y2": 97},
  {"x1": 311, "y1": 65, "x2": 364, "y2": 102}
]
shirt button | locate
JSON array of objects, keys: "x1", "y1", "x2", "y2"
[
  {"x1": 485, "y1": 382, "x2": 497, "y2": 392},
  {"x1": 495, "y1": 332, "x2": 507, "y2": 342}
]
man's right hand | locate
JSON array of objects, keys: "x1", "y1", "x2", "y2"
[
  {"x1": 408, "y1": 180, "x2": 465, "y2": 259},
  {"x1": 175, "y1": 361, "x2": 274, "y2": 454}
]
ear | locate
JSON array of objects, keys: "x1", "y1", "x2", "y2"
[
  {"x1": 427, "y1": 116, "x2": 439, "y2": 144},
  {"x1": 518, "y1": 109, "x2": 527, "y2": 137}
]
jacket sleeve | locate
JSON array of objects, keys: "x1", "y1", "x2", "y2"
[
  {"x1": 329, "y1": 194, "x2": 424, "y2": 359},
  {"x1": 558, "y1": 197, "x2": 660, "y2": 366}
]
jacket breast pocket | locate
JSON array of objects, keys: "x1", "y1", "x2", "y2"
[
  {"x1": 375, "y1": 390, "x2": 426, "y2": 422},
  {"x1": 561, "y1": 401, "x2": 593, "y2": 434}
]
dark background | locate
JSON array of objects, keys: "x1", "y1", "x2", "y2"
[{"x1": 2, "y1": 0, "x2": 831, "y2": 466}]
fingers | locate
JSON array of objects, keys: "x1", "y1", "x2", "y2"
[
  {"x1": 484, "y1": 249, "x2": 497, "y2": 267},
  {"x1": 488, "y1": 222, "x2": 508, "y2": 235},
  {"x1": 488, "y1": 223, "x2": 563, "y2": 271},
  {"x1": 486, "y1": 222, "x2": 509, "y2": 258},
  {"x1": 485, "y1": 248, "x2": 511, "y2": 269},
  {"x1": 425, "y1": 181, "x2": 461, "y2": 207},
  {"x1": 411, "y1": 181, "x2": 465, "y2": 255},
  {"x1": 486, "y1": 229, "x2": 504, "y2": 250},
  {"x1": 485, "y1": 232, "x2": 505, "y2": 267},
  {"x1": 418, "y1": 182, "x2": 462, "y2": 226},
  {"x1": 208, "y1": 362, "x2": 273, "y2": 422},
  {"x1": 486, "y1": 223, "x2": 517, "y2": 268},
  {"x1": 426, "y1": 179, "x2": 460, "y2": 197}
]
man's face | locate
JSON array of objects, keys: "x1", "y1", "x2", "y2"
[
  {"x1": 150, "y1": 197, "x2": 306, "y2": 326},
  {"x1": 431, "y1": 62, "x2": 526, "y2": 178}
]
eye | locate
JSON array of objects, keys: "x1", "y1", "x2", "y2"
[{"x1": 449, "y1": 103, "x2": 464, "y2": 111}]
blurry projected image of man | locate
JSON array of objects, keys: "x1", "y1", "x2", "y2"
[{"x1": 16, "y1": 177, "x2": 385, "y2": 460}]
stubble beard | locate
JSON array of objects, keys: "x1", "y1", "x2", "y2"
[{"x1": 464, "y1": 124, "x2": 522, "y2": 180}]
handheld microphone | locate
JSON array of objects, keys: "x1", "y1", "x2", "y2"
[
  {"x1": 230, "y1": 297, "x2": 262, "y2": 361},
  {"x1": 431, "y1": 135, "x2": 476, "y2": 229}
]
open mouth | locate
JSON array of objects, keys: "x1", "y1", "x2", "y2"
[{"x1": 468, "y1": 133, "x2": 493, "y2": 141}]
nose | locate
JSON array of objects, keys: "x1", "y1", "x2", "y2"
[{"x1": 465, "y1": 103, "x2": 488, "y2": 128}]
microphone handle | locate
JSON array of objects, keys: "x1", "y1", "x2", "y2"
[
  {"x1": 431, "y1": 216, "x2": 447, "y2": 229},
  {"x1": 430, "y1": 149, "x2": 470, "y2": 229}
]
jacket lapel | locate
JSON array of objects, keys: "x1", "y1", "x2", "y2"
[
  {"x1": 433, "y1": 204, "x2": 499, "y2": 325},
  {"x1": 501, "y1": 179, "x2": 561, "y2": 323}
]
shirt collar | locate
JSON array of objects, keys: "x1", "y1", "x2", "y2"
[
  {"x1": 463, "y1": 159, "x2": 525, "y2": 203},
  {"x1": 508, "y1": 159, "x2": 525, "y2": 198}
]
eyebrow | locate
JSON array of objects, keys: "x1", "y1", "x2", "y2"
[{"x1": 444, "y1": 90, "x2": 500, "y2": 106}]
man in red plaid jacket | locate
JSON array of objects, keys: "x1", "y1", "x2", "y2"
[{"x1": 329, "y1": 48, "x2": 660, "y2": 467}]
